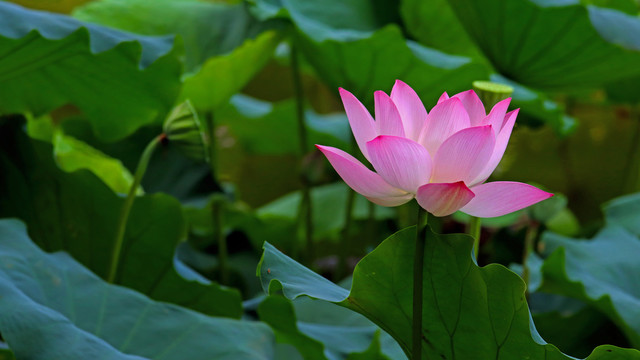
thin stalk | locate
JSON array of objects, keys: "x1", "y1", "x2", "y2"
[
  {"x1": 203, "y1": 111, "x2": 223, "y2": 193},
  {"x1": 413, "y1": 209, "x2": 429, "y2": 360},
  {"x1": 623, "y1": 107, "x2": 640, "y2": 192},
  {"x1": 337, "y1": 188, "x2": 356, "y2": 279},
  {"x1": 212, "y1": 197, "x2": 228, "y2": 284},
  {"x1": 108, "y1": 134, "x2": 164, "y2": 283},
  {"x1": 521, "y1": 221, "x2": 539, "y2": 298},
  {"x1": 469, "y1": 216, "x2": 482, "y2": 260},
  {"x1": 290, "y1": 43, "x2": 314, "y2": 261},
  {"x1": 204, "y1": 111, "x2": 229, "y2": 284},
  {"x1": 337, "y1": 138, "x2": 358, "y2": 279}
]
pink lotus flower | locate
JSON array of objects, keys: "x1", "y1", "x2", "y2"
[{"x1": 316, "y1": 80, "x2": 552, "y2": 217}]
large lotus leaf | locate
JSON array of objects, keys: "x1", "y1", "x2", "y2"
[
  {"x1": 603, "y1": 192, "x2": 640, "y2": 236},
  {"x1": 249, "y1": 0, "x2": 486, "y2": 106},
  {"x1": 446, "y1": 0, "x2": 640, "y2": 90},
  {"x1": 254, "y1": 0, "x2": 576, "y2": 135},
  {"x1": 582, "y1": 0, "x2": 639, "y2": 13},
  {"x1": 74, "y1": 0, "x2": 269, "y2": 72},
  {"x1": 399, "y1": 0, "x2": 578, "y2": 135},
  {"x1": 400, "y1": 0, "x2": 480, "y2": 58},
  {"x1": 181, "y1": 31, "x2": 281, "y2": 111},
  {"x1": 291, "y1": 296, "x2": 406, "y2": 359},
  {"x1": 0, "y1": 219, "x2": 274, "y2": 360},
  {"x1": 259, "y1": 226, "x2": 640, "y2": 359},
  {"x1": 605, "y1": 75, "x2": 640, "y2": 104},
  {"x1": 531, "y1": 295, "x2": 628, "y2": 358},
  {"x1": 346, "y1": 332, "x2": 393, "y2": 360},
  {"x1": 258, "y1": 295, "x2": 402, "y2": 360},
  {"x1": 258, "y1": 296, "x2": 327, "y2": 360},
  {"x1": 0, "y1": 2, "x2": 182, "y2": 141},
  {"x1": 535, "y1": 207, "x2": 640, "y2": 347},
  {"x1": 248, "y1": 0, "x2": 396, "y2": 42},
  {"x1": 490, "y1": 74, "x2": 578, "y2": 135},
  {"x1": 0, "y1": 122, "x2": 242, "y2": 318},
  {"x1": 74, "y1": 0, "x2": 280, "y2": 111},
  {"x1": 296, "y1": 25, "x2": 488, "y2": 109}
]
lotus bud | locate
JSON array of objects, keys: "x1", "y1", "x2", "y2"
[
  {"x1": 472, "y1": 81, "x2": 514, "y2": 109},
  {"x1": 163, "y1": 100, "x2": 209, "y2": 162}
]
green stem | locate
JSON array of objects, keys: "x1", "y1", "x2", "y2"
[
  {"x1": 204, "y1": 111, "x2": 217, "y2": 181},
  {"x1": 108, "y1": 134, "x2": 163, "y2": 283},
  {"x1": 212, "y1": 197, "x2": 228, "y2": 285},
  {"x1": 623, "y1": 106, "x2": 640, "y2": 192},
  {"x1": 290, "y1": 43, "x2": 313, "y2": 261},
  {"x1": 521, "y1": 221, "x2": 539, "y2": 298},
  {"x1": 204, "y1": 111, "x2": 228, "y2": 284},
  {"x1": 469, "y1": 216, "x2": 482, "y2": 260},
  {"x1": 413, "y1": 209, "x2": 429, "y2": 360},
  {"x1": 203, "y1": 111, "x2": 223, "y2": 193},
  {"x1": 337, "y1": 188, "x2": 356, "y2": 279}
]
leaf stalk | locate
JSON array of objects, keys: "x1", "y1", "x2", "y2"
[
  {"x1": 107, "y1": 134, "x2": 163, "y2": 283},
  {"x1": 290, "y1": 42, "x2": 314, "y2": 262}
]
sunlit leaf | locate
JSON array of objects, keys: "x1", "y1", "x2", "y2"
[
  {"x1": 74, "y1": 0, "x2": 269, "y2": 71},
  {"x1": 0, "y1": 219, "x2": 274, "y2": 360},
  {"x1": 24, "y1": 114, "x2": 139, "y2": 195},
  {"x1": 181, "y1": 32, "x2": 281, "y2": 111},
  {"x1": 0, "y1": 2, "x2": 182, "y2": 141}
]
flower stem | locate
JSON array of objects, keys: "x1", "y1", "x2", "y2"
[
  {"x1": 413, "y1": 209, "x2": 429, "y2": 360},
  {"x1": 107, "y1": 134, "x2": 163, "y2": 283},
  {"x1": 469, "y1": 216, "x2": 482, "y2": 260},
  {"x1": 212, "y1": 196, "x2": 228, "y2": 284},
  {"x1": 290, "y1": 42, "x2": 314, "y2": 261},
  {"x1": 204, "y1": 111, "x2": 229, "y2": 285}
]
